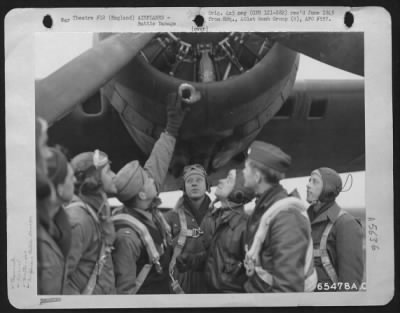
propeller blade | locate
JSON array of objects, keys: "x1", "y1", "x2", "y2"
[
  {"x1": 269, "y1": 33, "x2": 364, "y2": 76},
  {"x1": 36, "y1": 33, "x2": 155, "y2": 124}
]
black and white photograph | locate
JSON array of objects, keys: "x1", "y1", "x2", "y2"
[{"x1": 5, "y1": 7, "x2": 393, "y2": 308}]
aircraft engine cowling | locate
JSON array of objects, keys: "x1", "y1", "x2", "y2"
[{"x1": 98, "y1": 32, "x2": 299, "y2": 178}]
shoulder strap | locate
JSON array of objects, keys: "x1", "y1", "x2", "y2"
[
  {"x1": 168, "y1": 208, "x2": 188, "y2": 274},
  {"x1": 112, "y1": 213, "x2": 162, "y2": 294},
  {"x1": 154, "y1": 210, "x2": 172, "y2": 244},
  {"x1": 129, "y1": 264, "x2": 153, "y2": 294},
  {"x1": 314, "y1": 210, "x2": 347, "y2": 284},
  {"x1": 81, "y1": 242, "x2": 106, "y2": 295}
]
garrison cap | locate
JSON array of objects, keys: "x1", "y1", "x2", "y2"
[
  {"x1": 247, "y1": 141, "x2": 291, "y2": 173},
  {"x1": 115, "y1": 160, "x2": 146, "y2": 202}
]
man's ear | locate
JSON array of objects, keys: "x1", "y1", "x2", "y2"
[
  {"x1": 56, "y1": 184, "x2": 63, "y2": 198},
  {"x1": 138, "y1": 191, "x2": 147, "y2": 201},
  {"x1": 254, "y1": 170, "x2": 262, "y2": 184}
]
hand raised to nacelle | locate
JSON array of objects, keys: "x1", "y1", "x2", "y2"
[
  {"x1": 165, "y1": 84, "x2": 200, "y2": 137},
  {"x1": 178, "y1": 83, "x2": 201, "y2": 104}
]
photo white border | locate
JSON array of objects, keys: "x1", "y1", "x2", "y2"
[{"x1": 5, "y1": 6, "x2": 393, "y2": 308}]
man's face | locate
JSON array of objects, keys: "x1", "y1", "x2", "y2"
[
  {"x1": 100, "y1": 164, "x2": 117, "y2": 195},
  {"x1": 141, "y1": 171, "x2": 158, "y2": 201},
  {"x1": 185, "y1": 174, "x2": 207, "y2": 200},
  {"x1": 57, "y1": 164, "x2": 76, "y2": 203},
  {"x1": 215, "y1": 169, "x2": 236, "y2": 200},
  {"x1": 306, "y1": 172, "x2": 323, "y2": 203},
  {"x1": 243, "y1": 160, "x2": 258, "y2": 191}
]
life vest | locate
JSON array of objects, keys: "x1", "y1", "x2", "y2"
[
  {"x1": 112, "y1": 209, "x2": 171, "y2": 294},
  {"x1": 313, "y1": 210, "x2": 347, "y2": 284},
  {"x1": 244, "y1": 197, "x2": 317, "y2": 292}
]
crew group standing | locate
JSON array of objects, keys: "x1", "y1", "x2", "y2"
[{"x1": 36, "y1": 87, "x2": 364, "y2": 295}]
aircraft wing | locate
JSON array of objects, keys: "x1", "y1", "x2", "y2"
[
  {"x1": 268, "y1": 32, "x2": 364, "y2": 76},
  {"x1": 35, "y1": 33, "x2": 155, "y2": 124}
]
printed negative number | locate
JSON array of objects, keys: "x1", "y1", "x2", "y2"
[
  {"x1": 316, "y1": 282, "x2": 363, "y2": 291},
  {"x1": 367, "y1": 217, "x2": 379, "y2": 251}
]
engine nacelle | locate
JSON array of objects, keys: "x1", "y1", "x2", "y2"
[{"x1": 98, "y1": 32, "x2": 299, "y2": 177}]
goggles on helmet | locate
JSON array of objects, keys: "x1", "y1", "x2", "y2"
[
  {"x1": 183, "y1": 164, "x2": 207, "y2": 180},
  {"x1": 93, "y1": 149, "x2": 109, "y2": 169}
]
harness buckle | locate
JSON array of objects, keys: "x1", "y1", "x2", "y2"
[
  {"x1": 169, "y1": 269, "x2": 185, "y2": 294},
  {"x1": 244, "y1": 257, "x2": 255, "y2": 276},
  {"x1": 153, "y1": 259, "x2": 163, "y2": 274},
  {"x1": 191, "y1": 228, "x2": 204, "y2": 238},
  {"x1": 244, "y1": 245, "x2": 255, "y2": 276}
]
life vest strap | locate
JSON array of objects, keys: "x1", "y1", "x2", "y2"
[
  {"x1": 176, "y1": 208, "x2": 188, "y2": 247},
  {"x1": 313, "y1": 249, "x2": 321, "y2": 257},
  {"x1": 129, "y1": 264, "x2": 153, "y2": 295},
  {"x1": 168, "y1": 208, "x2": 190, "y2": 293}
]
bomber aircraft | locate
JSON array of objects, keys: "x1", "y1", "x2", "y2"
[{"x1": 35, "y1": 32, "x2": 365, "y2": 191}]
